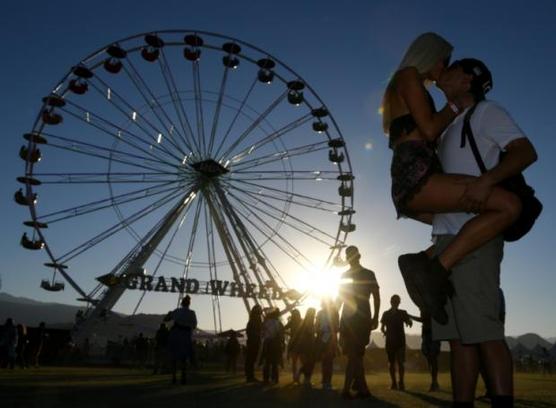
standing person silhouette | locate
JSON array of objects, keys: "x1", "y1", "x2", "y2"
[
  {"x1": 316, "y1": 298, "x2": 339, "y2": 390},
  {"x1": 244, "y1": 305, "x2": 263, "y2": 383},
  {"x1": 284, "y1": 309, "x2": 302, "y2": 383},
  {"x1": 152, "y1": 323, "x2": 169, "y2": 375},
  {"x1": 430, "y1": 59, "x2": 537, "y2": 407},
  {"x1": 337, "y1": 246, "x2": 381, "y2": 399},
  {"x1": 224, "y1": 331, "x2": 241, "y2": 374},
  {"x1": 380, "y1": 295, "x2": 412, "y2": 391},
  {"x1": 296, "y1": 308, "x2": 317, "y2": 386},
  {"x1": 260, "y1": 308, "x2": 284, "y2": 385},
  {"x1": 165, "y1": 295, "x2": 197, "y2": 385}
]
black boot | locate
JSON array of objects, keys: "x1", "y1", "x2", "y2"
[
  {"x1": 398, "y1": 253, "x2": 451, "y2": 324},
  {"x1": 398, "y1": 252, "x2": 428, "y2": 310}
]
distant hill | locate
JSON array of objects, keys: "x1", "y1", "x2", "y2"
[
  {"x1": 0, "y1": 292, "x2": 85, "y2": 327},
  {"x1": 513, "y1": 333, "x2": 552, "y2": 350}
]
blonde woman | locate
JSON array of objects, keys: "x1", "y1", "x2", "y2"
[{"x1": 383, "y1": 33, "x2": 522, "y2": 324}]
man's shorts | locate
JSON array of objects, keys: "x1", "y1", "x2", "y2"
[
  {"x1": 432, "y1": 235, "x2": 505, "y2": 344},
  {"x1": 386, "y1": 346, "x2": 405, "y2": 364}
]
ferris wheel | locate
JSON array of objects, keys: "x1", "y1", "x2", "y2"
[{"x1": 17, "y1": 30, "x2": 355, "y2": 333}]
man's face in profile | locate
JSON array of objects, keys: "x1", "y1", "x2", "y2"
[{"x1": 346, "y1": 247, "x2": 361, "y2": 264}]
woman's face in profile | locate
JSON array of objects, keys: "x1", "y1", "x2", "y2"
[{"x1": 428, "y1": 55, "x2": 451, "y2": 82}]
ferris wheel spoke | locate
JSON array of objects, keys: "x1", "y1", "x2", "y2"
[
  {"x1": 158, "y1": 48, "x2": 201, "y2": 156},
  {"x1": 60, "y1": 101, "x2": 182, "y2": 164},
  {"x1": 218, "y1": 90, "x2": 288, "y2": 161},
  {"x1": 44, "y1": 138, "x2": 182, "y2": 175},
  {"x1": 215, "y1": 185, "x2": 306, "y2": 290},
  {"x1": 213, "y1": 187, "x2": 274, "y2": 306},
  {"x1": 207, "y1": 67, "x2": 230, "y2": 156},
  {"x1": 89, "y1": 76, "x2": 189, "y2": 159},
  {"x1": 87, "y1": 186, "x2": 199, "y2": 316},
  {"x1": 37, "y1": 180, "x2": 182, "y2": 224},
  {"x1": 34, "y1": 171, "x2": 180, "y2": 184},
  {"x1": 226, "y1": 113, "x2": 313, "y2": 165},
  {"x1": 223, "y1": 184, "x2": 338, "y2": 243},
  {"x1": 43, "y1": 132, "x2": 180, "y2": 172},
  {"x1": 121, "y1": 61, "x2": 196, "y2": 154},
  {"x1": 233, "y1": 169, "x2": 343, "y2": 181},
  {"x1": 56, "y1": 186, "x2": 187, "y2": 264},
  {"x1": 77, "y1": 81, "x2": 185, "y2": 162},
  {"x1": 229, "y1": 179, "x2": 342, "y2": 211},
  {"x1": 230, "y1": 140, "x2": 329, "y2": 171},
  {"x1": 233, "y1": 170, "x2": 342, "y2": 175},
  {"x1": 226, "y1": 181, "x2": 337, "y2": 214},
  {"x1": 217, "y1": 193, "x2": 290, "y2": 287},
  {"x1": 64, "y1": 95, "x2": 181, "y2": 164},
  {"x1": 203, "y1": 204, "x2": 222, "y2": 332},
  {"x1": 213, "y1": 77, "x2": 258, "y2": 159},
  {"x1": 224, "y1": 191, "x2": 313, "y2": 273},
  {"x1": 131, "y1": 194, "x2": 192, "y2": 315},
  {"x1": 226, "y1": 188, "x2": 336, "y2": 249},
  {"x1": 192, "y1": 61, "x2": 207, "y2": 156},
  {"x1": 204, "y1": 189, "x2": 253, "y2": 312},
  {"x1": 179, "y1": 194, "x2": 204, "y2": 281}
]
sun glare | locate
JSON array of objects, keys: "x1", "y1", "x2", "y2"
[{"x1": 293, "y1": 265, "x2": 345, "y2": 308}]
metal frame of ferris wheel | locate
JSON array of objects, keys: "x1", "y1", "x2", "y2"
[{"x1": 17, "y1": 30, "x2": 356, "y2": 336}]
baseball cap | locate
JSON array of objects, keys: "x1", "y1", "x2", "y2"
[{"x1": 453, "y1": 58, "x2": 493, "y2": 98}]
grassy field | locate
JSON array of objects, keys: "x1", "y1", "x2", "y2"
[{"x1": 1, "y1": 366, "x2": 554, "y2": 408}]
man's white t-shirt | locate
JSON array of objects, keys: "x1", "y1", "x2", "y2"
[{"x1": 432, "y1": 101, "x2": 528, "y2": 235}]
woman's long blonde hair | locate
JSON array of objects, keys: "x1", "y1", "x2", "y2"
[{"x1": 381, "y1": 32, "x2": 453, "y2": 134}]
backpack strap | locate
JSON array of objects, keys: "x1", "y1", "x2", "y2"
[{"x1": 460, "y1": 102, "x2": 488, "y2": 174}]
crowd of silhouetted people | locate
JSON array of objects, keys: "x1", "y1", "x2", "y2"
[{"x1": 0, "y1": 319, "x2": 49, "y2": 369}]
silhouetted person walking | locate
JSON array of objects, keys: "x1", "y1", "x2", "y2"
[
  {"x1": 260, "y1": 308, "x2": 284, "y2": 384},
  {"x1": 224, "y1": 331, "x2": 241, "y2": 374},
  {"x1": 381, "y1": 295, "x2": 412, "y2": 391},
  {"x1": 316, "y1": 298, "x2": 339, "y2": 390},
  {"x1": 165, "y1": 295, "x2": 197, "y2": 385},
  {"x1": 337, "y1": 246, "x2": 381, "y2": 399}
]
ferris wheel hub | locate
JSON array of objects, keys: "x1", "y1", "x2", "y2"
[{"x1": 191, "y1": 159, "x2": 229, "y2": 178}]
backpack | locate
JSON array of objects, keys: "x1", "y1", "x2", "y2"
[{"x1": 461, "y1": 103, "x2": 542, "y2": 242}]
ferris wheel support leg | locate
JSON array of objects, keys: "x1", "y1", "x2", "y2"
[
  {"x1": 212, "y1": 184, "x2": 276, "y2": 310},
  {"x1": 73, "y1": 186, "x2": 199, "y2": 342},
  {"x1": 203, "y1": 188, "x2": 253, "y2": 314}
]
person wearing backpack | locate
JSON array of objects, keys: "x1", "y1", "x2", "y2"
[{"x1": 432, "y1": 58, "x2": 538, "y2": 408}]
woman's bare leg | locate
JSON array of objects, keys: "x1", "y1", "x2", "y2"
[{"x1": 407, "y1": 173, "x2": 521, "y2": 270}]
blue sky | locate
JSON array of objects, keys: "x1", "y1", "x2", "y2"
[{"x1": 1, "y1": 0, "x2": 555, "y2": 337}]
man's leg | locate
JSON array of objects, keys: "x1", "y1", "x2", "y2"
[
  {"x1": 354, "y1": 355, "x2": 370, "y2": 395},
  {"x1": 387, "y1": 350, "x2": 397, "y2": 389},
  {"x1": 450, "y1": 340, "x2": 480, "y2": 403},
  {"x1": 479, "y1": 340, "x2": 513, "y2": 407},
  {"x1": 322, "y1": 352, "x2": 333, "y2": 386},
  {"x1": 429, "y1": 354, "x2": 440, "y2": 391},
  {"x1": 342, "y1": 355, "x2": 354, "y2": 396},
  {"x1": 398, "y1": 349, "x2": 405, "y2": 390}
]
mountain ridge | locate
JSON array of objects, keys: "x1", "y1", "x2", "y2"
[{"x1": 1, "y1": 292, "x2": 554, "y2": 349}]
